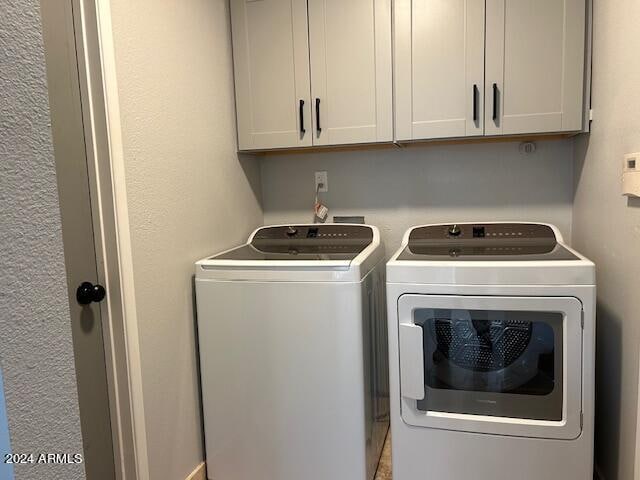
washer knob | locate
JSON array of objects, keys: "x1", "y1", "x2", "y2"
[
  {"x1": 448, "y1": 224, "x2": 462, "y2": 237},
  {"x1": 286, "y1": 226, "x2": 298, "y2": 237}
]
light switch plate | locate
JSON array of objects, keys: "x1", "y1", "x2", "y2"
[{"x1": 622, "y1": 153, "x2": 640, "y2": 197}]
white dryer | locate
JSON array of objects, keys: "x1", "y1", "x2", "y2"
[
  {"x1": 195, "y1": 224, "x2": 389, "y2": 480},
  {"x1": 386, "y1": 222, "x2": 595, "y2": 480}
]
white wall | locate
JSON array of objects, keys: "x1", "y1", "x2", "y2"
[
  {"x1": 261, "y1": 140, "x2": 575, "y2": 254},
  {"x1": 572, "y1": 1, "x2": 640, "y2": 478},
  {"x1": 108, "y1": 1, "x2": 263, "y2": 478},
  {"x1": 0, "y1": 1, "x2": 85, "y2": 479}
]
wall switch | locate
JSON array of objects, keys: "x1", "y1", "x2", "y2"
[
  {"x1": 622, "y1": 153, "x2": 640, "y2": 197},
  {"x1": 315, "y1": 171, "x2": 328, "y2": 192}
]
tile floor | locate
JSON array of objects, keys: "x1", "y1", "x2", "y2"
[{"x1": 374, "y1": 432, "x2": 392, "y2": 480}]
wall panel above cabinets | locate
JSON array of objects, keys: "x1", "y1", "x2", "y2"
[
  {"x1": 230, "y1": 0, "x2": 312, "y2": 150},
  {"x1": 395, "y1": 0, "x2": 485, "y2": 141},
  {"x1": 485, "y1": 0, "x2": 587, "y2": 136},
  {"x1": 308, "y1": 0, "x2": 393, "y2": 146},
  {"x1": 231, "y1": 0, "x2": 392, "y2": 151}
]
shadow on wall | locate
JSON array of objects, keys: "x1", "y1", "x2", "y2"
[
  {"x1": 572, "y1": 134, "x2": 590, "y2": 202},
  {"x1": 238, "y1": 153, "x2": 263, "y2": 209},
  {"x1": 190, "y1": 275, "x2": 207, "y2": 460},
  {"x1": 593, "y1": 301, "x2": 623, "y2": 478}
]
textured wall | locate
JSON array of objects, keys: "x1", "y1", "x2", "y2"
[
  {"x1": 108, "y1": 0, "x2": 263, "y2": 478},
  {"x1": 0, "y1": 1, "x2": 85, "y2": 480},
  {"x1": 572, "y1": 1, "x2": 640, "y2": 478},
  {"x1": 261, "y1": 139, "x2": 574, "y2": 255}
]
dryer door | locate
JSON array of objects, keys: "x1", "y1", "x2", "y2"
[{"x1": 397, "y1": 295, "x2": 583, "y2": 439}]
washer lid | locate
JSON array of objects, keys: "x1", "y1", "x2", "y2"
[
  {"x1": 196, "y1": 224, "x2": 382, "y2": 282},
  {"x1": 210, "y1": 224, "x2": 374, "y2": 262},
  {"x1": 397, "y1": 223, "x2": 580, "y2": 262}
]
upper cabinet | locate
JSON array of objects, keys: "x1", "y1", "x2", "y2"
[
  {"x1": 395, "y1": 0, "x2": 587, "y2": 142},
  {"x1": 308, "y1": 0, "x2": 393, "y2": 146},
  {"x1": 485, "y1": 0, "x2": 586, "y2": 136},
  {"x1": 395, "y1": 0, "x2": 486, "y2": 140},
  {"x1": 230, "y1": 0, "x2": 312, "y2": 150},
  {"x1": 231, "y1": 0, "x2": 588, "y2": 151},
  {"x1": 231, "y1": 0, "x2": 392, "y2": 151}
]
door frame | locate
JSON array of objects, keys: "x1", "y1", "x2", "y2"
[
  {"x1": 49, "y1": 1, "x2": 150, "y2": 478},
  {"x1": 397, "y1": 294, "x2": 584, "y2": 440}
]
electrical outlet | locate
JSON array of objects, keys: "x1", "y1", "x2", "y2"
[{"x1": 315, "y1": 171, "x2": 328, "y2": 192}]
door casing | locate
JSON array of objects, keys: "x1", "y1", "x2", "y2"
[{"x1": 41, "y1": 1, "x2": 149, "y2": 479}]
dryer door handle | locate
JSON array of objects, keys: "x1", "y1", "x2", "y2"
[{"x1": 399, "y1": 323, "x2": 425, "y2": 401}]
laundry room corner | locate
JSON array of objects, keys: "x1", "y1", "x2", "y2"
[
  {"x1": 571, "y1": 1, "x2": 640, "y2": 478},
  {"x1": 105, "y1": 0, "x2": 264, "y2": 478}
]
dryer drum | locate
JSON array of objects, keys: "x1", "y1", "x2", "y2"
[{"x1": 427, "y1": 318, "x2": 547, "y2": 392}]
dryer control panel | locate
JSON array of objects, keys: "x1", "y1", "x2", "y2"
[
  {"x1": 400, "y1": 223, "x2": 578, "y2": 261},
  {"x1": 408, "y1": 223, "x2": 557, "y2": 242}
]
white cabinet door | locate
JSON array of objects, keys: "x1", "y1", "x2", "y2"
[
  {"x1": 307, "y1": 0, "x2": 392, "y2": 146},
  {"x1": 231, "y1": 0, "x2": 312, "y2": 150},
  {"x1": 485, "y1": 0, "x2": 586, "y2": 136},
  {"x1": 395, "y1": 0, "x2": 485, "y2": 141}
]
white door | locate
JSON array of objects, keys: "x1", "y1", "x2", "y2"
[
  {"x1": 231, "y1": 0, "x2": 312, "y2": 150},
  {"x1": 398, "y1": 295, "x2": 583, "y2": 440},
  {"x1": 394, "y1": 0, "x2": 485, "y2": 141},
  {"x1": 485, "y1": 0, "x2": 586, "y2": 135},
  {"x1": 307, "y1": 0, "x2": 392, "y2": 146}
]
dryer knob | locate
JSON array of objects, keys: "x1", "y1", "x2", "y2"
[
  {"x1": 286, "y1": 226, "x2": 298, "y2": 237},
  {"x1": 448, "y1": 224, "x2": 462, "y2": 237}
]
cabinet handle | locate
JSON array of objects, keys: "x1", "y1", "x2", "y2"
[
  {"x1": 315, "y1": 98, "x2": 321, "y2": 134},
  {"x1": 473, "y1": 84, "x2": 479, "y2": 122},
  {"x1": 299, "y1": 99, "x2": 305, "y2": 134},
  {"x1": 492, "y1": 83, "x2": 498, "y2": 121}
]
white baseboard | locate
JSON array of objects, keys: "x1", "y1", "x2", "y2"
[{"x1": 185, "y1": 462, "x2": 206, "y2": 480}]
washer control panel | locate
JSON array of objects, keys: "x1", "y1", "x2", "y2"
[{"x1": 253, "y1": 225, "x2": 374, "y2": 241}]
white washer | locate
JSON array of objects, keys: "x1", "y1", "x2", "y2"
[
  {"x1": 195, "y1": 224, "x2": 389, "y2": 480},
  {"x1": 386, "y1": 222, "x2": 595, "y2": 480}
]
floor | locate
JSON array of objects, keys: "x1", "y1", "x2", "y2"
[{"x1": 374, "y1": 432, "x2": 392, "y2": 480}]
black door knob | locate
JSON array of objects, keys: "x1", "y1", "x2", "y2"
[{"x1": 76, "y1": 282, "x2": 106, "y2": 305}]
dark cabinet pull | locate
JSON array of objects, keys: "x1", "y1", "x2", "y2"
[
  {"x1": 315, "y1": 98, "x2": 321, "y2": 134},
  {"x1": 299, "y1": 99, "x2": 305, "y2": 134},
  {"x1": 473, "y1": 84, "x2": 479, "y2": 122},
  {"x1": 492, "y1": 83, "x2": 498, "y2": 121}
]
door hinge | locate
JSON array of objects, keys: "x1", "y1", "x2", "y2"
[{"x1": 589, "y1": 109, "x2": 594, "y2": 121}]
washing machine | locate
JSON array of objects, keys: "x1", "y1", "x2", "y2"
[
  {"x1": 386, "y1": 222, "x2": 595, "y2": 480},
  {"x1": 195, "y1": 224, "x2": 389, "y2": 480}
]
